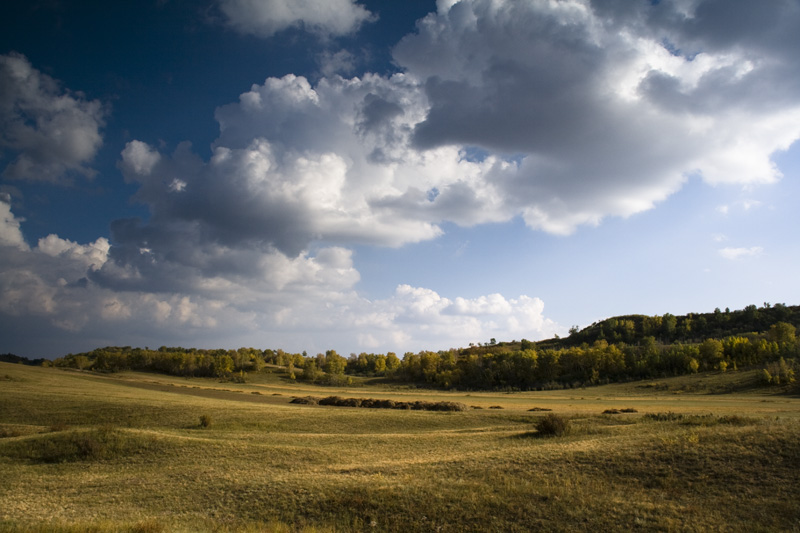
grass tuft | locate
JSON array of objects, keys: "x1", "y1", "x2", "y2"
[{"x1": 534, "y1": 413, "x2": 571, "y2": 437}]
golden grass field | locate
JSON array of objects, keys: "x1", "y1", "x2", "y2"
[{"x1": 1, "y1": 362, "x2": 799, "y2": 532}]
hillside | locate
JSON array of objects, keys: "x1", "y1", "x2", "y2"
[
  {"x1": 6, "y1": 303, "x2": 798, "y2": 394},
  {"x1": 1, "y1": 362, "x2": 800, "y2": 532},
  {"x1": 546, "y1": 303, "x2": 800, "y2": 349}
]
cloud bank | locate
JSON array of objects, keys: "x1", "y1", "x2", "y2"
[
  {"x1": 0, "y1": 192, "x2": 559, "y2": 356},
  {"x1": 4, "y1": 0, "x2": 800, "y2": 356}
]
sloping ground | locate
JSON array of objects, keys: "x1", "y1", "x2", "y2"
[{"x1": 1, "y1": 363, "x2": 799, "y2": 532}]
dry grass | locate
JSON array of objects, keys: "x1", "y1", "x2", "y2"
[{"x1": 1, "y1": 362, "x2": 799, "y2": 532}]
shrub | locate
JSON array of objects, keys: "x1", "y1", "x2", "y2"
[
  {"x1": 644, "y1": 412, "x2": 684, "y2": 422},
  {"x1": 763, "y1": 358, "x2": 796, "y2": 386},
  {"x1": 428, "y1": 401, "x2": 468, "y2": 412},
  {"x1": 319, "y1": 396, "x2": 344, "y2": 406},
  {"x1": 289, "y1": 396, "x2": 320, "y2": 405},
  {"x1": 535, "y1": 414, "x2": 571, "y2": 437},
  {"x1": 717, "y1": 415, "x2": 756, "y2": 426},
  {"x1": 199, "y1": 414, "x2": 212, "y2": 428},
  {"x1": 340, "y1": 398, "x2": 363, "y2": 407},
  {"x1": 291, "y1": 395, "x2": 467, "y2": 411},
  {"x1": 604, "y1": 408, "x2": 638, "y2": 414}
]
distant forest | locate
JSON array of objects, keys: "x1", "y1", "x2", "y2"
[{"x1": 4, "y1": 303, "x2": 798, "y2": 391}]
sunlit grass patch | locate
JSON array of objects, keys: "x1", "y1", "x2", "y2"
[{"x1": 2, "y1": 363, "x2": 800, "y2": 531}]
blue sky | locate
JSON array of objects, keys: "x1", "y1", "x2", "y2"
[{"x1": 2, "y1": 0, "x2": 799, "y2": 358}]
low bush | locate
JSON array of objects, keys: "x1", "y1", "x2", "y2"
[
  {"x1": 535, "y1": 413, "x2": 571, "y2": 437},
  {"x1": 643, "y1": 412, "x2": 756, "y2": 426},
  {"x1": 289, "y1": 396, "x2": 321, "y2": 405},
  {"x1": 717, "y1": 414, "x2": 756, "y2": 426},
  {"x1": 318, "y1": 396, "x2": 344, "y2": 406},
  {"x1": 644, "y1": 412, "x2": 684, "y2": 422},
  {"x1": 198, "y1": 414, "x2": 212, "y2": 428},
  {"x1": 292, "y1": 395, "x2": 467, "y2": 411}
]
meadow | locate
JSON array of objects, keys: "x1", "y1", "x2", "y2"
[{"x1": 1, "y1": 362, "x2": 799, "y2": 532}]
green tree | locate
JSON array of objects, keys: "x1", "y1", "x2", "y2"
[
  {"x1": 699, "y1": 338, "x2": 724, "y2": 368},
  {"x1": 385, "y1": 352, "x2": 401, "y2": 373},
  {"x1": 323, "y1": 350, "x2": 347, "y2": 374},
  {"x1": 301, "y1": 360, "x2": 321, "y2": 382},
  {"x1": 213, "y1": 354, "x2": 234, "y2": 377},
  {"x1": 371, "y1": 354, "x2": 387, "y2": 374},
  {"x1": 73, "y1": 355, "x2": 90, "y2": 370},
  {"x1": 661, "y1": 313, "x2": 677, "y2": 342},
  {"x1": 768, "y1": 322, "x2": 797, "y2": 357}
]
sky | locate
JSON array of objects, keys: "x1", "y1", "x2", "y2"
[{"x1": 1, "y1": 0, "x2": 800, "y2": 359}]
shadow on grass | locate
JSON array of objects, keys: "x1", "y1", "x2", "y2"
[{"x1": 0, "y1": 426, "x2": 169, "y2": 464}]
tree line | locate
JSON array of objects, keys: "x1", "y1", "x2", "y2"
[{"x1": 21, "y1": 303, "x2": 800, "y2": 390}]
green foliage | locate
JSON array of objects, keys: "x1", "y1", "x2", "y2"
[
  {"x1": 47, "y1": 303, "x2": 800, "y2": 393},
  {"x1": 212, "y1": 354, "x2": 235, "y2": 377},
  {"x1": 299, "y1": 359, "x2": 320, "y2": 382},
  {"x1": 762, "y1": 358, "x2": 796, "y2": 386},
  {"x1": 699, "y1": 338, "x2": 724, "y2": 366},
  {"x1": 323, "y1": 350, "x2": 347, "y2": 374}
]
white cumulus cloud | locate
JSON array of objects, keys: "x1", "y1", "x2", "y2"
[
  {"x1": 718, "y1": 246, "x2": 763, "y2": 260},
  {"x1": 393, "y1": 0, "x2": 800, "y2": 233},
  {"x1": 0, "y1": 52, "x2": 105, "y2": 183},
  {"x1": 0, "y1": 194, "x2": 27, "y2": 250},
  {"x1": 218, "y1": 0, "x2": 375, "y2": 38},
  {"x1": 5, "y1": 1, "x2": 800, "y2": 356}
]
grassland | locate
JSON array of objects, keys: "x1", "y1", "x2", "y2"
[{"x1": 1, "y1": 362, "x2": 799, "y2": 532}]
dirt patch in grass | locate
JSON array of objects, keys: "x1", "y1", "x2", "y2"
[{"x1": 103, "y1": 378, "x2": 286, "y2": 405}]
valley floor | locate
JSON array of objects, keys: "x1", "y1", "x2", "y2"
[{"x1": 1, "y1": 363, "x2": 799, "y2": 532}]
